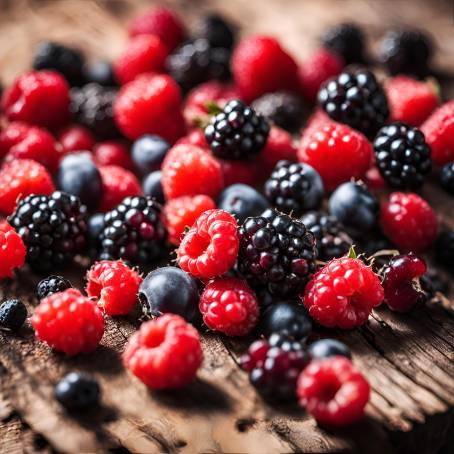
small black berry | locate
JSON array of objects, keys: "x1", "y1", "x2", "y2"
[
  {"x1": 83, "y1": 60, "x2": 118, "y2": 87},
  {"x1": 196, "y1": 14, "x2": 236, "y2": 49},
  {"x1": 37, "y1": 276, "x2": 72, "y2": 300},
  {"x1": 0, "y1": 299, "x2": 27, "y2": 331},
  {"x1": 308, "y1": 339, "x2": 351, "y2": 360},
  {"x1": 440, "y1": 162, "x2": 454, "y2": 195},
  {"x1": 55, "y1": 372, "x2": 100, "y2": 410},
  {"x1": 321, "y1": 23, "x2": 366, "y2": 65}
]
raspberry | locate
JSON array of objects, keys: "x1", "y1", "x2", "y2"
[
  {"x1": 421, "y1": 100, "x2": 454, "y2": 165},
  {"x1": 174, "y1": 128, "x2": 209, "y2": 150},
  {"x1": 364, "y1": 166, "x2": 386, "y2": 191},
  {"x1": 298, "y1": 122, "x2": 373, "y2": 190},
  {"x1": 2, "y1": 70, "x2": 70, "y2": 129},
  {"x1": 217, "y1": 158, "x2": 259, "y2": 187},
  {"x1": 114, "y1": 73, "x2": 186, "y2": 142},
  {"x1": 299, "y1": 49, "x2": 344, "y2": 103},
  {"x1": 303, "y1": 257, "x2": 384, "y2": 329},
  {"x1": 232, "y1": 35, "x2": 299, "y2": 102},
  {"x1": 163, "y1": 194, "x2": 216, "y2": 245},
  {"x1": 0, "y1": 221, "x2": 26, "y2": 279},
  {"x1": 385, "y1": 76, "x2": 438, "y2": 126},
  {"x1": 128, "y1": 7, "x2": 185, "y2": 52},
  {"x1": 161, "y1": 144, "x2": 224, "y2": 200},
  {"x1": 321, "y1": 23, "x2": 366, "y2": 65},
  {"x1": 0, "y1": 159, "x2": 55, "y2": 215},
  {"x1": 380, "y1": 192, "x2": 438, "y2": 252},
  {"x1": 199, "y1": 277, "x2": 259, "y2": 336},
  {"x1": 123, "y1": 314, "x2": 203, "y2": 389},
  {"x1": 99, "y1": 165, "x2": 142, "y2": 212},
  {"x1": 31, "y1": 289, "x2": 104, "y2": 356},
  {"x1": 86, "y1": 260, "x2": 142, "y2": 316},
  {"x1": 37, "y1": 275, "x2": 72, "y2": 299},
  {"x1": 0, "y1": 122, "x2": 30, "y2": 158},
  {"x1": 58, "y1": 125, "x2": 95, "y2": 154},
  {"x1": 93, "y1": 141, "x2": 133, "y2": 170},
  {"x1": 114, "y1": 35, "x2": 168, "y2": 85},
  {"x1": 177, "y1": 209, "x2": 239, "y2": 279},
  {"x1": 297, "y1": 356, "x2": 370, "y2": 426}
]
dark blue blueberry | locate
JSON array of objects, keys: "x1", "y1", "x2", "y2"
[
  {"x1": 83, "y1": 60, "x2": 117, "y2": 87},
  {"x1": 55, "y1": 372, "x2": 100, "y2": 410},
  {"x1": 131, "y1": 135, "x2": 170, "y2": 177},
  {"x1": 308, "y1": 339, "x2": 351, "y2": 360},
  {"x1": 440, "y1": 162, "x2": 454, "y2": 195},
  {"x1": 142, "y1": 171, "x2": 164, "y2": 204},
  {"x1": 87, "y1": 213, "x2": 105, "y2": 243},
  {"x1": 0, "y1": 299, "x2": 27, "y2": 331}
]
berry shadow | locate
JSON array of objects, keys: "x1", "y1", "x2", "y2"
[{"x1": 65, "y1": 345, "x2": 124, "y2": 376}]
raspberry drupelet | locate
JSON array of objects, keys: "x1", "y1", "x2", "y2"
[{"x1": 0, "y1": 221, "x2": 26, "y2": 279}]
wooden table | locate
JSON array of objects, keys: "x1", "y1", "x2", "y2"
[{"x1": 1, "y1": 1, "x2": 453, "y2": 452}]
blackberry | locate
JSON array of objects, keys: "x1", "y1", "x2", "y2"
[
  {"x1": 264, "y1": 161, "x2": 324, "y2": 216},
  {"x1": 33, "y1": 41, "x2": 85, "y2": 86},
  {"x1": 166, "y1": 38, "x2": 231, "y2": 94},
  {"x1": 55, "y1": 372, "x2": 100, "y2": 410},
  {"x1": 205, "y1": 99, "x2": 270, "y2": 160},
  {"x1": 318, "y1": 69, "x2": 389, "y2": 138},
  {"x1": 99, "y1": 196, "x2": 166, "y2": 264},
  {"x1": 37, "y1": 275, "x2": 72, "y2": 300},
  {"x1": 380, "y1": 29, "x2": 433, "y2": 78},
  {"x1": 321, "y1": 23, "x2": 366, "y2": 65},
  {"x1": 237, "y1": 209, "x2": 317, "y2": 296},
  {"x1": 240, "y1": 333, "x2": 309, "y2": 402},
  {"x1": 301, "y1": 211, "x2": 352, "y2": 261},
  {"x1": 435, "y1": 231, "x2": 454, "y2": 271},
  {"x1": 374, "y1": 123, "x2": 432, "y2": 190},
  {"x1": 196, "y1": 14, "x2": 236, "y2": 49},
  {"x1": 70, "y1": 83, "x2": 119, "y2": 140},
  {"x1": 0, "y1": 299, "x2": 27, "y2": 331},
  {"x1": 9, "y1": 192, "x2": 88, "y2": 272},
  {"x1": 440, "y1": 162, "x2": 454, "y2": 195},
  {"x1": 251, "y1": 91, "x2": 306, "y2": 132}
]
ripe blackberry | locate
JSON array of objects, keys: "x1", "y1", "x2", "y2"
[
  {"x1": 440, "y1": 162, "x2": 454, "y2": 195},
  {"x1": 99, "y1": 196, "x2": 166, "y2": 264},
  {"x1": 374, "y1": 123, "x2": 432, "y2": 190},
  {"x1": 264, "y1": 160, "x2": 324, "y2": 216},
  {"x1": 321, "y1": 23, "x2": 366, "y2": 65},
  {"x1": 37, "y1": 275, "x2": 73, "y2": 300},
  {"x1": 0, "y1": 299, "x2": 27, "y2": 331},
  {"x1": 8, "y1": 192, "x2": 88, "y2": 272},
  {"x1": 166, "y1": 38, "x2": 231, "y2": 94},
  {"x1": 70, "y1": 83, "x2": 119, "y2": 140},
  {"x1": 205, "y1": 99, "x2": 270, "y2": 160},
  {"x1": 251, "y1": 91, "x2": 306, "y2": 132},
  {"x1": 318, "y1": 69, "x2": 389, "y2": 137},
  {"x1": 237, "y1": 209, "x2": 317, "y2": 296},
  {"x1": 301, "y1": 211, "x2": 352, "y2": 261}
]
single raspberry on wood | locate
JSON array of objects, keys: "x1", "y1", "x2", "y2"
[{"x1": 0, "y1": 221, "x2": 26, "y2": 279}]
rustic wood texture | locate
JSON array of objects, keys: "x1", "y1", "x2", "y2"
[{"x1": 1, "y1": 0, "x2": 454, "y2": 453}]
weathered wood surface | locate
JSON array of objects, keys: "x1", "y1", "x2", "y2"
[{"x1": 1, "y1": 1, "x2": 454, "y2": 453}]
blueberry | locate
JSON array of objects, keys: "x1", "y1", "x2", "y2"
[
  {"x1": 83, "y1": 60, "x2": 117, "y2": 87},
  {"x1": 55, "y1": 372, "x2": 100, "y2": 410},
  {"x1": 308, "y1": 339, "x2": 351, "y2": 360},
  {"x1": 217, "y1": 184, "x2": 269, "y2": 224},
  {"x1": 259, "y1": 301, "x2": 312, "y2": 340},
  {"x1": 139, "y1": 267, "x2": 199, "y2": 323},
  {"x1": 37, "y1": 275, "x2": 72, "y2": 300},
  {"x1": 0, "y1": 299, "x2": 27, "y2": 331},
  {"x1": 56, "y1": 153, "x2": 102, "y2": 211},
  {"x1": 87, "y1": 213, "x2": 105, "y2": 243},
  {"x1": 142, "y1": 171, "x2": 164, "y2": 204},
  {"x1": 328, "y1": 181, "x2": 379, "y2": 237},
  {"x1": 131, "y1": 135, "x2": 170, "y2": 177}
]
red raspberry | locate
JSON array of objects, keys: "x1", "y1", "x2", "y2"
[
  {"x1": 199, "y1": 277, "x2": 259, "y2": 336},
  {"x1": 114, "y1": 35, "x2": 168, "y2": 85},
  {"x1": 93, "y1": 141, "x2": 133, "y2": 170},
  {"x1": 1, "y1": 70, "x2": 70, "y2": 129},
  {"x1": 58, "y1": 125, "x2": 95, "y2": 154},
  {"x1": 128, "y1": 7, "x2": 185, "y2": 52},
  {"x1": 299, "y1": 49, "x2": 344, "y2": 103},
  {"x1": 163, "y1": 194, "x2": 216, "y2": 245},
  {"x1": 86, "y1": 260, "x2": 142, "y2": 316},
  {"x1": 303, "y1": 257, "x2": 384, "y2": 329},
  {"x1": 99, "y1": 165, "x2": 142, "y2": 212},
  {"x1": 298, "y1": 122, "x2": 373, "y2": 190},
  {"x1": 31, "y1": 288, "x2": 105, "y2": 356},
  {"x1": 364, "y1": 166, "x2": 386, "y2": 191},
  {"x1": 386, "y1": 76, "x2": 439, "y2": 127},
  {"x1": 123, "y1": 314, "x2": 203, "y2": 389},
  {"x1": 177, "y1": 209, "x2": 239, "y2": 279},
  {"x1": 0, "y1": 122, "x2": 31, "y2": 158},
  {"x1": 304, "y1": 109, "x2": 334, "y2": 133},
  {"x1": 217, "y1": 158, "x2": 260, "y2": 187},
  {"x1": 380, "y1": 192, "x2": 438, "y2": 252},
  {"x1": 0, "y1": 159, "x2": 55, "y2": 215},
  {"x1": 114, "y1": 73, "x2": 186, "y2": 142},
  {"x1": 174, "y1": 128, "x2": 209, "y2": 150},
  {"x1": 421, "y1": 100, "x2": 454, "y2": 165},
  {"x1": 297, "y1": 356, "x2": 370, "y2": 427},
  {"x1": 161, "y1": 144, "x2": 224, "y2": 200},
  {"x1": 0, "y1": 221, "x2": 26, "y2": 279},
  {"x1": 232, "y1": 36, "x2": 299, "y2": 102}
]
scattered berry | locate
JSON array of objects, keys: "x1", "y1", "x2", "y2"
[
  {"x1": 37, "y1": 275, "x2": 72, "y2": 300},
  {"x1": 58, "y1": 125, "x2": 95, "y2": 154},
  {"x1": 196, "y1": 13, "x2": 235, "y2": 49},
  {"x1": 308, "y1": 339, "x2": 351, "y2": 360},
  {"x1": 142, "y1": 170, "x2": 164, "y2": 204},
  {"x1": 93, "y1": 141, "x2": 133, "y2": 170},
  {"x1": 0, "y1": 221, "x2": 26, "y2": 279},
  {"x1": 55, "y1": 372, "x2": 100, "y2": 410},
  {"x1": 83, "y1": 60, "x2": 117, "y2": 87},
  {"x1": 0, "y1": 299, "x2": 27, "y2": 331},
  {"x1": 321, "y1": 23, "x2": 366, "y2": 65},
  {"x1": 131, "y1": 134, "x2": 170, "y2": 177},
  {"x1": 440, "y1": 162, "x2": 454, "y2": 194},
  {"x1": 435, "y1": 231, "x2": 454, "y2": 270}
]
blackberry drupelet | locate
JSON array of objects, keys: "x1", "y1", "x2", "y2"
[
  {"x1": 380, "y1": 29, "x2": 433, "y2": 78},
  {"x1": 318, "y1": 69, "x2": 389, "y2": 137},
  {"x1": 196, "y1": 14, "x2": 236, "y2": 49},
  {"x1": 440, "y1": 162, "x2": 454, "y2": 195},
  {"x1": 251, "y1": 91, "x2": 306, "y2": 132},
  {"x1": 321, "y1": 23, "x2": 366, "y2": 64},
  {"x1": 237, "y1": 209, "x2": 317, "y2": 296},
  {"x1": 205, "y1": 99, "x2": 270, "y2": 160},
  {"x1": 99, "y1": 196, "x2": 166, "y2": 264},
  {"x1": 70, "y1": 83, "x2": 119, "y2": 140},
  {"x1": 374, "y1": 122, "x2": 432, "y2": 189},
  {"x1": 0, "y1": 299, "x2": 27, "y2": 331},
  {"x1": 264, "y1": 161, "x2": 324, "y2": 216},
  {"x1": 9, "y1": 192, "x2": 88, "y2": 272},
  {"x1": 37, "y1": 275, "x2": 73, "y2": 300},
  {"x1": 55, "y1": 372, "x2": 100, "y2": 410},
  {"x1": 301, "y1": 211, "x2": 352, "y2": 261}
]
